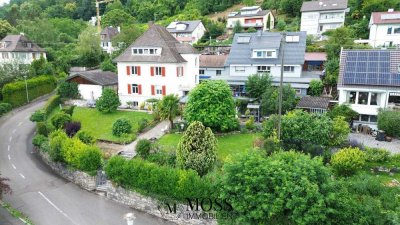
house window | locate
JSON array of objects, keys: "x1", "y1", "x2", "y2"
[
  {"x1": 387, "y1": 27, "x2": 392, "y2": 34},
  {"x1": 235, "y1": 66, "x2": 245, "y2": 72},
  {"x1": 216, "y1": 70, "x2": 222, "y2": 76},
  {"x1": 177, "y1": 67, "x2": 184, "y2": 77},
  {"x1": 283, "y1": 66, "x2": 294, "y2": 72},
  {"x1": 360, "y1": 114, "x2": 369, "y2": 122},
  {"x1": 156, "y1": 86, "x2": 163, "y2": 95},
  {"x1": 133, "y1": 49, "x2": 138, "y2": 54},
  {"x1": 257, "y1": 66, "x2": 270, "y2": 73},
  {"x1": 138, "y1": 49, "x2": 143, "y2": 54},
  {"x1": 131, "y1": 66, "x2": 140, "y2": 75},
  {"x1": 199, "y1": 69, "x2": 204, "y2": 75},
  {"x1": 347, "y1": 91, "x2": 356, "y2": 104},
  {"x1": 395, "y1": 27, "x2": 400, "y2": 34},
  {"x1": 388, "y1": 92, "x2": 400, "y2": 105},
  {"x1": 132, "y1": 84, "x2": 139, "y2": 94},
  {"x1": 253, "y1": 50, "x2": 275, "y2": 58},
  {"x1": 370, "y1": 115, "x2": 377, "y2": 123},
  {"x1": 319, "y1": 25, "x2": 323, "y2": 32},
  {"x1": 2, "y1": 53, "x2": 8, "y2": 59},
  {"x1": 358, "y1": 92, "x2": 368, "y2": 105},
  {"x1": 294, "y1": 89, "x2": 302, "y2": 95},
  {"x1": 155, "y1": 67, "x2": 162, "y2": 76},
  {"x1": 370, "y1": 93, "x2": 378, "y2": 105},
  {"x1": 132, "y1": 101, "x2": 139, "y2": 107}
]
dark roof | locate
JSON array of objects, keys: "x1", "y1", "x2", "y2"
[
  {"x1": 297, "y1": 96, "x2": 331, "y2": 109},
  {"x1": 166, "y1": 20, "x2": 202, "y2": 33},
  {"x1": 225, "y1": 31, "x2": 306, "y2": 66},
  {"x1": 114, "y1": 24, "x2": 198, "y2": 63},
  {"x1": 301, "y1": 0, "x2": 348, "y2": 12},
  {"x1": 338, "y1": 50, "x2": 400, "y2": 88},
  {"x1": 228, "y1": 9, "x2": 270, "y2": 18},
  {"x1": 100, "y1": 27, "x2": 119, "y2": 42},
  {"x1": 371, "y1": 11, "x2": 400, "y2": 25},
  {"x1": 0, "y1": 35, "x2": 45, "y2": 52},
  {"x1": 67, "y1": 70, "x2": 118, "y2": 86},
  {"x1": 200, "y1": 55, "x2": 228, "y2": 68}
]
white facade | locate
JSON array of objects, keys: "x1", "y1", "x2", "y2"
[
  {"x1": 200, "y1": 67, "x2": 227, "y2": 78},
  {"x1": 0, "y1": 52, "x2": 46, "y2": 65},
  {"x1": 169, "y1": 23, "x2": 206, "y2": 45},
  {"x1": 226, "y1": 7, "x2": 274, "y2": 31},
  {"x1": 228, "y1": 64, "x2": 302, "y2": 78},
  {"x1": 369, "y1": 23, "x2": 400, "y2": 47},
  {"x1": 101, "y1": 41, "x2": 118, "y2": 54},
  {"x1": 78, "y1": 84, "x2": 103, "y2": 101},
  {"x1": 300, "y1": 10, "x2": 346, "y2": 36}
]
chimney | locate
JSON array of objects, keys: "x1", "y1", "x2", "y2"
[
  {"x1": 148, "y1": 21, "x2": 154, "y2": 27},
  {"x1": 388, "y1": 8, "x2": 394, "y2": 12}
]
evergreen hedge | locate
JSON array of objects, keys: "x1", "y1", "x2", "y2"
[
  {"x1": 44, "y1": 95, "x2": 61, "y2": 115},
  {"x1": 2, "y1": 75, "x2": 57, "y2": 107}
]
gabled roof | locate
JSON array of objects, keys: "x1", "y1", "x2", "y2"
[
  {"x1": 67, "y1": 70, "x2": 118, "y2": 86},
  {"x1": 200, "y1": 55, "x2": 228, "y2": 68},
  {"x1": 297, "y1": 96, "x2": 331, "y2": 110},
  {"x1": 225, "y1": 31, "x2": 307, "y2": 66},
  {"x1": 100, "y1": 26, "x2": 119, "y2": 42},
  {"x1": 301, "y1": 0, "x2": 348, "y2": 12},
  {"x1": 114, "y1": 24, "x2": 198, "y2": 63},
  {"x1": 0, "y1": 35, "x2": 45, "y2": 52},
  {"x1": 370, "y1": 11, "x2": 400, "y2": 25},
  {"x1": 166, "y1": 20, "x2": 202, "y2": 33},
  {"x1": 338, "y1": 49, "x2": 400, "y2": 88}
]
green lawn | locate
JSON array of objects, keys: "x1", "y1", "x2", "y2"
[
  {"x1": 72, "y1": 107, "x2": 153, "y2": 143},
  {"x1": 158, "y1": 133, "x2": 261, "y2": 162}
]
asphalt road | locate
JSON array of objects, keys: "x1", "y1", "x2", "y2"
[{"x1": 0, "y1": 99, "x2": 173, "y2": 225}]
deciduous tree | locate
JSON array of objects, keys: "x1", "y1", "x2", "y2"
[{"x1": 96, "y1": 89, "x2": 121, "y2": 113}]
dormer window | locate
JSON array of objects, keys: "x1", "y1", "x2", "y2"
[
  {"x1": 253, "y1": 49, "x2": 276, "y2": 58},
  {"x1": 27, "y1": 42, "x2": 32, "y2": 48},
  {"x1": 132, "y1": 48, "x2": 161, "y2": 55}
]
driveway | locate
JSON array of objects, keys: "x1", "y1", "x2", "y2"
[{"x1": 349, "y1": 133, "x2": 400, "y2": 154}]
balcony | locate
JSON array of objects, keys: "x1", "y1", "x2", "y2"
[
  {"x1": 242, "y1": 22, "x2": 264, "y2": 28},
  {"x1": 318, "y1": 17, "x2": 344, "y2": 24}
]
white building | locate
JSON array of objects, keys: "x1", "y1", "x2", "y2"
[
  {"x1": 166, "y1": 20, "x2": 206, "y2": 45},
  {"x1": 199, "y1": 54, "x2": 228, "y2": 80},
  {"x1": 226, "y1": 6, "x2": 274, "y2": 32},
  {"x1": 100, "y1": 26, "x2": 120, "y2": 54},
  {"x1": 337, "y1": 49, "x2": 400, "y2": 130},
  {"x1": 369, "y1": 9, "x2": 400, "y2": 48},
  {"x1": 0, "y1": 34, "x2": 46, "y2": 65},
  {"x1": 114, "y1": 24, "x2": 200, "y2": 107},
  {"x1": 300, "y1": 0, "x2": 348, "y2": 36}
]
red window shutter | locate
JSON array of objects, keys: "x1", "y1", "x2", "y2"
[
  {"x1": 138, "y1": 85, "x2": 142, "y2": 95},
  {"x1": 137, "y1": 66, "x2": 141, "y2": 76},
  {"x1": 150, "y1": 67, "x2": 154, "y2": 76},
  {"x1": 126, "y1": 66, "x2": 130, "y2": 75},
  {"x1": 151, "y1": 85, "x2": 155, "y2": 95},
  {"x1": 162, "y1": 67, "x2": 166, "y2": 77},
  {"x1": 176, "y1": 67, "x2": 179, "y2": 77},
  {"x1": 127, "y1": 84, "x2": 131, "y2": 94},
  {"x1": 162, "y1": 85, "x2": 166, "y2": 96}
]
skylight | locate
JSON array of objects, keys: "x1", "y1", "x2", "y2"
[{"x1": 237, "y1": 36, "x2": 251, "y2": 43}]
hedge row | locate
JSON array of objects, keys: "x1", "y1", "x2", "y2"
[
  {"x1": 378, "y1": 110, "x2": 400, "y2": 137},
  {"x1": 2, "y1": 75, "x2": 57, "y2": 107},
  {"x1": 105, "y1": 156, "x2": 212, "y2": 201},
  {"x1": 44, "y1": 95, "x2": 61, "y2": 115},
  {"x1": 0, "y1": 102, "x2": 12, "y2": 117}
]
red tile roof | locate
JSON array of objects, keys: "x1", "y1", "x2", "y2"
[
  {"x1": 371, "y1": 11, "x2": 400, "y2": 25},
  {"x1": 304, "y1": 52, "x2": 327, "y2": 61}
]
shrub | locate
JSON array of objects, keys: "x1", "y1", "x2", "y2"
[
  {"x1": 364, "y1": 147, "x2": 390, "y2": 163},
  {"x1": 51, "y1": 112, "x2": 72, "y2": 129},
  {"x1": 76, "y1": 130, "x2": 95, "y2": 145},
  {"x1": 308, "y1": 80, "x2": 324, "y2": 96},
  {"x1": 30, "y1": 110, "x2": 46, "y2": 122},
  {"x1": 245, "y1": 116, "x2": 255, "y2": 130},
  {"x1": 32, "y1": 134, "x2": 48, "y2": 148},
  {"x1": 0, "y1": 102, "x2": 12, "y2": 116},
  {"x1": 58, "y1": 82, "x2": 79, "y2": 99},
  {"x1": 2, "y1": 75, "x2": 57, "y2": 107},
  {"x1": 328, "y1": 104, "x2": 358, "y2": 122},
  {"x1": 77, "y1": 146, "x2": 102, "y2": 172},
  {"x1": 44, "y1": 95, "x2": 61, "y2": 115},
  {"x1": 136, "y1": 139, "x2": 151, "y2": 159},
  {"x1": 112, "y1": 118, "x2": 132, "y2": 137},
  {"x1": 147, "y1": 150, "x2": 176, "y2": 167},
  {"x1": 64, "y1": 121, "x2": 81, "y2": 137},
  {"x1": 137, "y1": 118, "x2": 148, "y2": 133},
  {"x1": 62, "y1": 105, "x2": 75, "y2": 116},
  {"x1": 331, "y1": 147, "x2": 366, "y2": 176},
  {"x1": 378, "y1": 110, "x2": 400, "y2": 137},
  {"x1": 36, "y1": 122, "x2": 49, "y2": 136},
  {"x1": 49, "y1": 130, "x2": 69, "y2": 162},
  {"x1": 96, "y1": 89, "x2": 120, "y2": 113}
]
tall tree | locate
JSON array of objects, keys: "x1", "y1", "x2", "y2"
[
  {"x1": 0, "y1": 20, "x2": 12, "y2": 39},
  {"x1": 261, "y1": 84, "x2": 297, "y2": 115},
  {"x1": 157, "y1": 94, "x2": 180, "y2": 129},
  {"x1": 76, "y1": 26, "x2": 102, "y2": 67},
  {"x1": 245, "y1": 73, "x2": 272, "y2": 100}
]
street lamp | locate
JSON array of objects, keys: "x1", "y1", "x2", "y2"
[
  {"x1": 24, "y1": 75, "x2": 29, "y2": 103},
  {"x1": 124, "y1": 213, "x2": 135, "y2": 225}
]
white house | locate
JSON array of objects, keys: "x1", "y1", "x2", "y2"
[
  {"x1": 114, "y1": 23, "x2": 200, "y2": 107},
  {"x1": 226, "y1": 6, "x2": 274, "y2": 32},
  {"x1": 100, "y1": 26, "x2": 120, "y2": 54},
  {"x1": 300, "y1": 0, "x2": 348, "y2": 36},
  {"x1": 337, "y1": 49, "x2": 400, "y2": 130},
  {"x1": 166, "y1": 20, "x2": 206, "y2": 45},
  {"x1": 199, "y1": 54, "x2": 228, "y2": 80},
  {"x1": 369, "y1": 9, "x2": 400, "y2": 48},
  {"x1": 0, "y1": 34, "x2": 46, "y2": 65}
]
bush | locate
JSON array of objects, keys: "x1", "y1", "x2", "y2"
[
  {"x1": 137, "y1": 118, "x2": 148, "y2": 133},
  {"x1": 77, "y1": 146, "x2": 102, "y2": 172},
  {"x1": 147, "y1": 150, "x2": 176, "y2": 167},
  {"x1": 30, "y1": 110, "x2": 46, "y2": 122},
  {"x1": 308, "y1": 80, "x2": 324, "y2": 96},
  {"x1": 32, "y1": 134, "x2": 48, "y2": 148},
  {"x1": 378, "y1": 110, "x2": 400, "y2": 137},
  {"x1": 51, "y1": 112, "x2": 72, "y2": 129},
  {"x1": 136, "y1": 139, "x2": 151, "y2": 159},
  {"x1": 112, "y1": 118, "x2": 132, "y2": 137},
  {"x1": 62, "y1": 105, "x2": 75, "y2": 116},
  {"x1": 96, "y1": 89, "x2": 120, "y2": 113},
  {"x1": 76, "y1": 130, "x2": 95, "y2": 145},
  {"x1": 36, "y1": 122, "x2": 49, "y2": 136},
  {"x1": 328, "y1": 104, "x2": 358, "y2": 123},
  {"x1": 331, "y1": 147, "x2": 366, "y2": 176},
  {"x1": 49, "y1": 130, "x2": 69, "y2": 162},
  {"x1": 245, "y1": 116, "x2": 255, "y2": 130},
  {"x1": 364, "y1": 147, "x2": 390, "y2": 163},
  {"x1": 44, "y1": 95, "x2": 61, "y2": 115},
  {"x1": 64, "y1": 121, "x2": 81, "y2": 137},
  {"x1": 58, "y1": 82, "x2": 79, "y2": 99},
  {"x1": 0, "y1": 102, "x2": 12, "y2": 116},
  {"x1": 2, "y1": 75, "x2": 57, "y2": 107}
]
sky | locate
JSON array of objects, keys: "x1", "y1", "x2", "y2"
[{"x1": 0, "y1": 0, "x2": 9, "y2": 6}]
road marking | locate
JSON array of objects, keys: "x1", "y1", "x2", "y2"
[
  {"x1": 7, "y1": 145, "x2": 10, "y2": 151},
  {"x1": 19, "y1": 173, "x2": 25, "y2": 179},
  {"x1": 18, "y1": 122, "x2": 23, "y2": 126},
  {"x1": 38, "y1": 192, "x2": 80, "y2": 225},
  {"x1": 11, "y1": 164, "x2": 16, "y2": 170},
  {"x1": 9, "y1": 136, "x2": 12, "y2": 142},
  {"x1": 7, "y1": 154, "x2": 10, "y2": 160}
]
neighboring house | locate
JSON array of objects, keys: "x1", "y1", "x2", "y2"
[
  {"x1": 337, "y1": 49, "x2": 400, "y2": 130},
  {"x1": 66, "y1": 70, "x2": 118, "y2": 101},
  {"x1": 303, "y1": 52, "x2": 327, "y2": 72},
  {"x1": 166, "y1": 20, "x2": 206, "y2": 45},
  {"x1": 214, "y1": 31, "x2": 318, "y2": 97},
  {"x1": 300, "y1": 0, "x2": 348, "y2": 36},
  {"x1": 100, "y1": 26, "x2": 120, "y2": 54},
  {"x1": 114, "y1": 23, "x2": 200, "y2": 107},
  {"x1": 0, "y1": 34, "x2": 46, "y2": 65},
  {"x1": 227, "y1": 6, "x2": 274, "y2": 32},
  {"x1": 199, "y1": 54, "x2": 228, "y2": 80},
  {"x1": 369, "y1": 9, "x2": 400, "y2": 48},
  {"x1": 296, "y1": 96, "x2": 332, "y2": 114}
]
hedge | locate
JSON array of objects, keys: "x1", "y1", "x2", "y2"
[
  {"x1": 2, "y1": 75, "x2": 57, "y2": 107},
  {"x1": 378, "y1": 110, "x2": 400, "y2": 137},
  {"x1": 105, "y1": 156, "x2": 212, "y2": 201},
  {"x1": 44, "y1": 95, "x2": 61, "y2": 115},
  {"x1": 0, "y1": 102, "x2": 12, "y2": 117}
]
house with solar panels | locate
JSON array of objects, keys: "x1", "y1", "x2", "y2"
[
  {"x1": 337, "y1": 49, "x2": 400, "y2": 129},
  {"x1": 369, "y1": 9, "x2": 400, "y2": 48},
  {"x1": 211, "y1": 31, "x2": 319, "y2": 96}
]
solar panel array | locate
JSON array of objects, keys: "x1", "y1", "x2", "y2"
[{"x1": 343, "y1": 50, "x2": 400, "y2": 87}]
